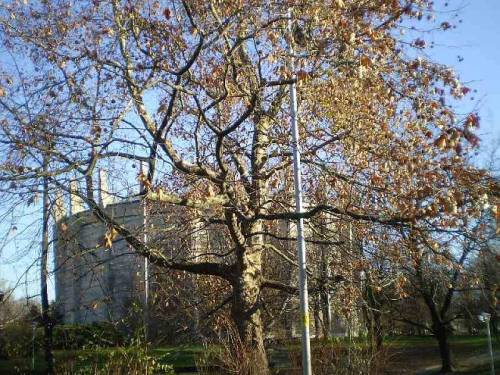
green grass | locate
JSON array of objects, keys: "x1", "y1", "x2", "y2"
[
  {"x1": 384, "y1": 334, "x2": 500, "y2": 355},
  {"x1": 386, "y1": 334, "x2": 498, "y2": 345},
  {"x1": 153, "y1": 344, "x2": 204, "y2": 368},
  {"x1": 382, "y1": 335, "x2": 499, "y2": 374}
]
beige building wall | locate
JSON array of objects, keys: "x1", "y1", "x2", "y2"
[{"x1": 54, "y1": 199, "x2": 146, "y2": 325}]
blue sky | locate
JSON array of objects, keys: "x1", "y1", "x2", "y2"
[
  {"x1": 0, "y1": 1, "x2": 499, "y2": 300},
  {"x1": 429, "y1": 0, "x2": 499, "y2": 163}
]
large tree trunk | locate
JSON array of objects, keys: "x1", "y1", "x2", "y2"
[
  {"x1": 228, "y1": 112, "x2": 271, "y2": 373},
  {"x1": 231, "y1": 231, "x2": 269, "y2": 374},
  {"x1": 435, "y1": 325, "x2": 453, "y2": 373}
]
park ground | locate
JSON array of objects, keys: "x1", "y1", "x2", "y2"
[
  {"x1": 384, "y1": 336, "x2": 499, "y2": 374},
  {"x1": 0, "y1": 335, "x2": 498, "y2": 374}
]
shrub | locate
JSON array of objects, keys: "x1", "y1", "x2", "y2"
[
  {"x1": 0, "y1": 321, "x2": 41, "y2": 359},
  {"x1": 0, "y1": 321, "x2": 124, "y2": 360},
  {"x1": 52, "y1": 322, "x2": 124, "y2": 350},
  {"x1": 55, "y1": 338, "x2": 174, "y2": 375},
  {"x1": 195, "y1": 318, "x2": 263, "y2": 375},
  {"x1": 287, "y1": 338, "x2": 390, "y2": 375}
]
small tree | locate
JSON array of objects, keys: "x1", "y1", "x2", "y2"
[{"x1": 396, "y1": 224, "x2": 488, "y2": 373}]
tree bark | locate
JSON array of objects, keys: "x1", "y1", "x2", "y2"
[
  {"x1": 228, "y1": 110, "x2": 271, "y2": 374},
  {"x1": 313, "y1": 293, "x2": 322, "y2": 338},
  {"x1": 231, "y1": 230, "x2": 269, "y2": 374},
  {"x1": 373, "y1": 309, "x2": 383, "y2": 351},
  {"x1": 364, "y1": 281, "x2": 384, "y2": 352},
  {"x1": 41, "y1": 165, "x2": 54, "y2": 374},
  {"x1": 319, "y1": 232, "x2": 332, "y2": 338},
  {"x1": 435, "y1": 325, "x2": 453, "y2": 373}
]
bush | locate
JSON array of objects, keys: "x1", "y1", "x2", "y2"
[
  {"x1": 0, "y1": 321, "x2": 40, "y2": 359},
  {"x1": 52, "y1": 322, "x2": 124, "y2": 350},
  {"x1": 0, "y1": 321, "x2": 124, "y2": 360},
  {"x1": 55, "y1": 338, "x2": 175, "y2": 375},
  {"x1": 195, "y1": 318, "x2": 263, "y2": 375},
  {"x1": 287, "y1": 338, "x2": 390, "y2": 375}
]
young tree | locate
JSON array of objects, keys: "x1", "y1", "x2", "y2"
[
  {"x1": 395, "y1": 222, "x2": 489, "y2": 373},
  {"x1": 0, "y1": 61, "x2": 65, "y2": 374},
  {"x1": 0, "y1": 1, "x2": 489, "y2": 371}
]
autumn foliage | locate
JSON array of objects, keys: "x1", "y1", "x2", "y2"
[{"x1": 0, "y1": 1, "x2": 491, "y2": 373}]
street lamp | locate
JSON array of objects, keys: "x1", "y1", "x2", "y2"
[
  {"x1": 479, "y1": 312, "x2": 495, "y2": 375},
  {"x1": 287, "y1": 9, "x2": 312, "y2": 375}
]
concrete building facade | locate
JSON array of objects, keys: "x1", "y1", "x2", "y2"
[{"x1": 54, "y1": 199, "x2": 148, "y2": 325}]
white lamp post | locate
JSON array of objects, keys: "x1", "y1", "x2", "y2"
[
  {"x1": 479, "y1": 312, "x2": 495, "y2": 375},
  {"x1": 287, "y1": 9, "x2": 312, "y2": 375}
]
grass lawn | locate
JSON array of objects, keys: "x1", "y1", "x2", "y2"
[
  {"x1": 0, "y1": 335, "x2": 498, "y2": 374},
  {"x1": 154, "y1": 345, "x2": 204, "y2": 370},
  {"x1": 383, "y1": 335, "x2": 500, "y2": 374}
]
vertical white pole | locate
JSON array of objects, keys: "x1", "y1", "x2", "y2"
[
  {"x1": 287, "y1": 9, "x2": 312, "y2": 375},
  {"x1": 486, "y1": 320, "x2": 495, "y2": 375},
  {"x1": 144, "y1": 247, "x2": 149, "y2": 340},
  {"x1": 140, "y1": 161, "x2": 149, "y2": 341}
]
